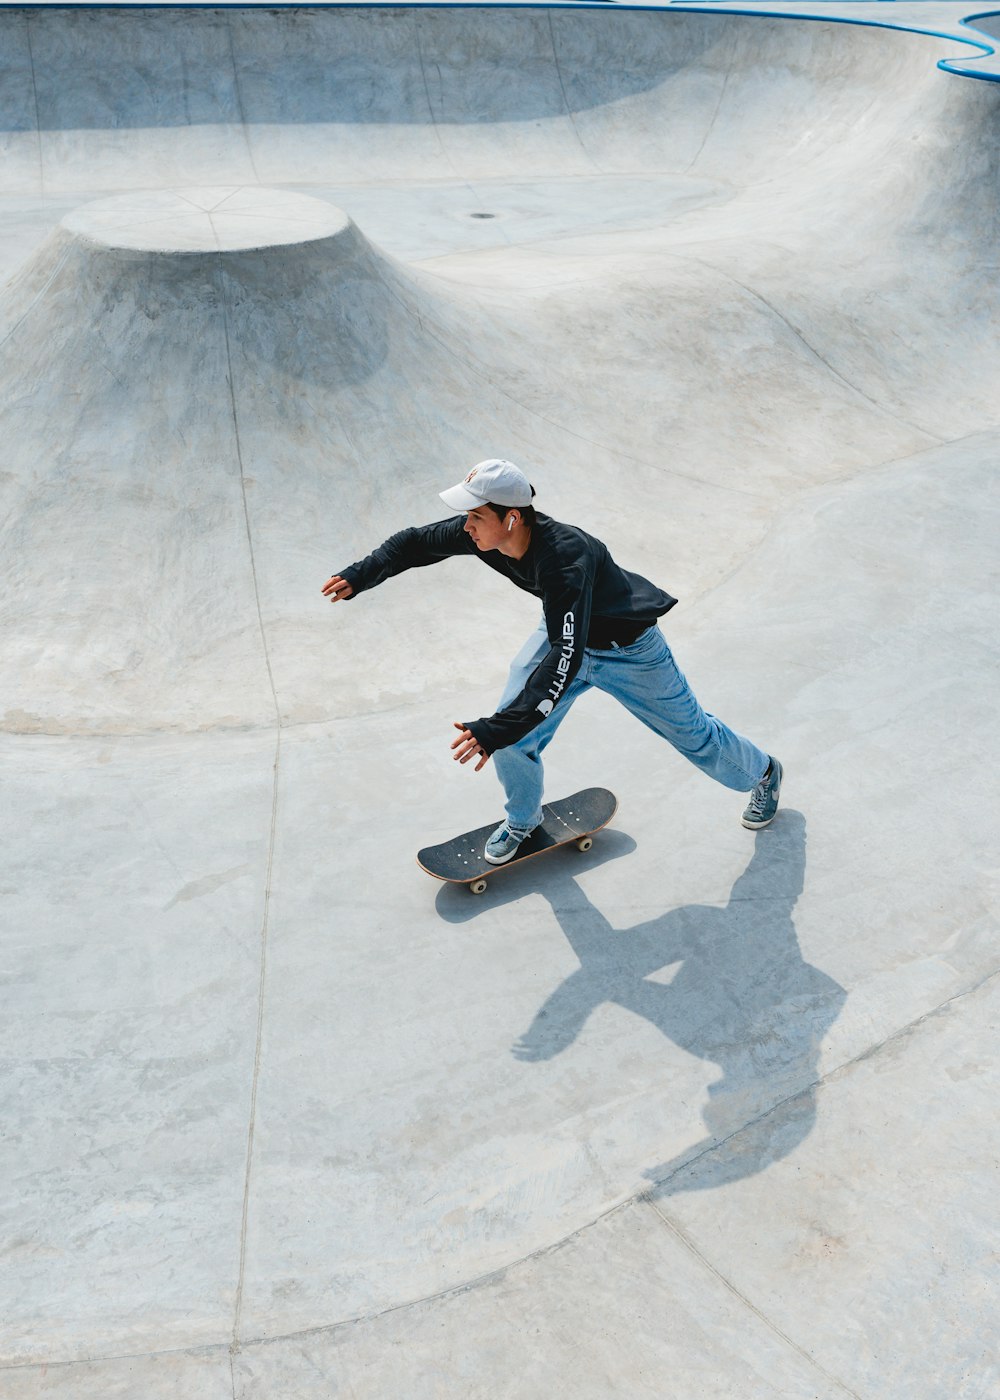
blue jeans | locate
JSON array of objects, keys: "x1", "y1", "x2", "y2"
[{"x1": 493, "y1": 623, "x2": 769, "y2": 836}]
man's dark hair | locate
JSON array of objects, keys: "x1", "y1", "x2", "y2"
[{"x1": 485, "y1": 486, "x2": 536, "y2": 528}]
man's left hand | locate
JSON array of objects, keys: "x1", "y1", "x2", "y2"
[{"x1": 451, "y1": 723, "x2": 490, "y2": 772}]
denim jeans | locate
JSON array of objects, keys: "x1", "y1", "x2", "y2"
[{"x1": 493, "y1": 623, "x2": 769, "y2": 836}]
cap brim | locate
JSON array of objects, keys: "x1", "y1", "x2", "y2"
[{"x1": 439, "y1": 483, "x2": 483, "y2": 512}]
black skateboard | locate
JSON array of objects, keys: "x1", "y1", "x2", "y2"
[{"x1": 417, "y1": 787, "x2": 618, "y2": 895}]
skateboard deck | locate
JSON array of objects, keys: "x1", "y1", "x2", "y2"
[{"x1": 417, "y1": 787, "x2": 618, "y2": 894}]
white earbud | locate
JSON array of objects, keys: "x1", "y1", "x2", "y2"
[{"x1": 508, "y1": 518, "x2": 515, "y2": 532}]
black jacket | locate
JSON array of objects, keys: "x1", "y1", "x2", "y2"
[{"x1": 339, "y1": 513, "x2": 677, "y2": 753}]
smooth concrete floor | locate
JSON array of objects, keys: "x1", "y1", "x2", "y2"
[{"x1": 1, "y1": 6, "x2": 999, "y2": 1398}]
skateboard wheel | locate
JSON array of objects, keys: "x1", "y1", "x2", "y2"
[
  {"x1": 469, "y1": 878, "x2": 489, "y2": 895},
  {"x1": 576, "y1": 836, "x2": 593, "y2": 852}
]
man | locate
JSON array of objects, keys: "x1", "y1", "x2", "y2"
[{"x1": 322, "y1": 459, "x2": 782, "y2": 864}]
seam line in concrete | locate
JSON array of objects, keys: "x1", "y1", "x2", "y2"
[
  {"x1": 683, "y1": 45, "x2": 734, "y2": 174},
  {"x1": 682, "y1": 252, "x2": 947, "y2": 444},
  {"x1": 683, "y1": 424, "x2": 996, "y2": 619},
  {"x1": 642, "y1": 959, "x2": 1000, "y2": 1200},
  {"x1": 642, "y1": 1198, "x2": 864, "y2": 1399},
  {"x1": 375, "y1": 267, "x2": 770, "y2": 502},
  {"x1": 548, "y1": 11, "x2": 605, "y2": 176},
  {"x1": 23, "y1": 11, "x2": 44, "y2": 197},
  {"x1": 414, "y1": 17, "x2": 479, "y2": 209},
  {"x1": 226, "y1": 11, "x2": 263, "y2": 188},
  {"x1": 840, "y1": 959, "x2": 1000, "y2": 1069},
  {"x1": 812, "y1": 424, "x2": 997, "y2": 491},
  {"x1": 0, "y1": 1345, "x2": 231, "y2": 1377},
  {"x1": 218, "y1": 260, "x2": 283, "y2": 1356}
]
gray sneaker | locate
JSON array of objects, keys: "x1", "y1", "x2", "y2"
[
  {"x1": 484, "y1": 823, "x2": 531, "y2": 865},
  {"x1": 741, "y1": 757, "x2": 783, "y2": 830}
]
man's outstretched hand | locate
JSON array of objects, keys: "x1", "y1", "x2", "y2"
[
  {"x1": 321, "y1": 575, "x2": 353, "y2": 601},
  {"x1": 451, "y1": 723, "x2": 490, "y2": 772}
]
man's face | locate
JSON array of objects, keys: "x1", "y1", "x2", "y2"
[{"x1": 463, "y1": 505, "x2": 508, "y2": 551}]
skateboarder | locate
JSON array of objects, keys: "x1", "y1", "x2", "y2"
[{"x1": 322, "y1": 459, "x2": 782, "y2": 864}]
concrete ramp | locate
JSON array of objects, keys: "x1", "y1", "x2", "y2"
[{"x1": 2, "y1": 7, "x2": 998, "y2": 1398}]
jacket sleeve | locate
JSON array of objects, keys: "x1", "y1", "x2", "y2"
[
  {"x1": 464, "y1": 565, "x2": 593, "y2": 754},
  {"x1": 337, "y1": 518, "x2": 473, "y2": 595}
]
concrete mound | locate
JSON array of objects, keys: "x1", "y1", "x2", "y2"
[
  {"x1": 2, "y1": 192, "x2": 377, "y2": 733},
  {"x1": 1, "y1": 188, "x2": 556, "y2": 733}
]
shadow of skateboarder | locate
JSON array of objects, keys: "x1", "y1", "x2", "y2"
[{"x1": 510, "y1": 810, "x2": 846, "y2": 1193}]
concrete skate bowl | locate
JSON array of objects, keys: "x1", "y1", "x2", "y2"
[{"x1": 3, "y1": 7, "x2": 999, "y2": 1398}]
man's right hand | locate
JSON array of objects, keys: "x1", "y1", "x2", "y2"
[{"x1": 321, "y1": 575, "x2": 354, "y2": 602}]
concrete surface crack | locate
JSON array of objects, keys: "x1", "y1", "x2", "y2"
[
  {"x1": 218, "y1": 262, "x2": 282, "y2": 1355},
  {"x1": 643, "y1": 1200, "x2": 864, "y2": 1399},
  {"x1": 0, "y1": 245, "x2": 70, "y2": 351}
]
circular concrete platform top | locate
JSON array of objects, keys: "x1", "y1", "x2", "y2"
[{"x1": 61, "y1": 187, "x2": 351, "y2": 253}]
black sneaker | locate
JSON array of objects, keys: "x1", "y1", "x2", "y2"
[{"x1": 741, "y1": 757, "x2": 783, "y2": 830}]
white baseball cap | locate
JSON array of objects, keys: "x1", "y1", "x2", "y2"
[{"x1": 439, "y1": 459, "x2": 533, "y2": 512}]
